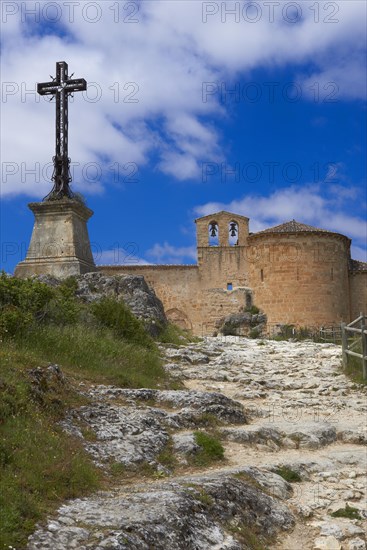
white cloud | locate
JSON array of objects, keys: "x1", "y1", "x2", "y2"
[
  {"x1": 146, "y1": 242, "x2": 197, "y2": 264},
  {"x1": 1, "y1": 0, "x2": 366, "y2": 196}
]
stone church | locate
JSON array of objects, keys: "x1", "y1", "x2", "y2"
[
  {"x1": 100, "y1": 210, "x2": 367, "y2": 336},
  {"x1": 15, "y1": 203, "x2": 366, "y2": 336}
]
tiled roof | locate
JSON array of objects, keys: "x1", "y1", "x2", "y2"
[
  {"x1": 349, "y1": 259, "x2": 367, "y2": 272},
  {"x1": 255, "y1": 220, "x2": 334, "y2": 234}
]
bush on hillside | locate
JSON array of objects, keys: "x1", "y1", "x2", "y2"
[
  {"x1": 0, "y1": 273, "x2": 80, "y2": 338},
  {"x1": 90, "y1": 297, "x2": 154, "y2": 348}
]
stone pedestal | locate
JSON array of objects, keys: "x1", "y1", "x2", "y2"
[{"x1": 15, "y1": 199, "x2": 97, "y2": 278}]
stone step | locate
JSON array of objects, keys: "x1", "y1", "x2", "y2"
[{"x1": 220, "y1": 423, "x2": 338, "y2": 450}]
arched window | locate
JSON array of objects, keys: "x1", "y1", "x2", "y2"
[
  {"x1": 208, "y1": 221, "x2": 219, "y2": 246},
  {"x1": 228, "y1": 221, "x2": 239, "y2": 246}
]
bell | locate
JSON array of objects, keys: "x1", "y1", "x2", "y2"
[
  {"x1": 209, "y1": 223, "x2": 218, "y2": 237},
  {"x1": 229, "y1": 223, "x2": 237, "y2": 237}
]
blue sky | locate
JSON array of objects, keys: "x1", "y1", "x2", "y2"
[{"x1": 1, "y1": 0, "x2": 366, "y2": 273}]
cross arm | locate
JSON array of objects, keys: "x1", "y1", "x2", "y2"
[
  {"x1": 37, "y1": 81, "x2": 59, "y2": 95},
  {"x1": 65, "y1": 78, "x2": 87, "y2": 92}
]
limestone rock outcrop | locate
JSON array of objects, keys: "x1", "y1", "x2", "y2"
[
  {"x1": 37, "y1": 272, "x2": 167, "y2": 336},
  {"x1": 28, "y1": 473, "x2": 294, "y2": 550},
  {"x1": 216, "y1": 311, "x2": 267, "y2": 337}
]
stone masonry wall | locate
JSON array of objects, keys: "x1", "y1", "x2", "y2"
[
  {"x1": 99, "y1": 264, "x2": 251, "y2": 335},
  {"x1": 247, "y1": 233, "x2": 351, "y2": 327},
  {"x1": 197, "y1": 247, "x2": 249, "y2": 287}
]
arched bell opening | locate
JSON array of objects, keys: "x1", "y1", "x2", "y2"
[
  {"x1": 228, "y1": 221, "x2": 239, "y2": 246},
  {"x1": 208, "y1": 221, "x2": 219, "y2": 246}
]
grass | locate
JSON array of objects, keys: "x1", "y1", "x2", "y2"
[
  {"x1": 188, "y1": 486, "x2": 214, "y2": 507},
  {"x1": 273, "y1": 466, "x2": 302, "y2": 483},
  {"x1": 10, "y1": 323, "x2": 171, "y2": 389},
  {"x1": 0, "y1": 327, "x2": 176, "y2": 548},
  {"x1": 156, "y1": 438, "x2": 178, "y2": 471},
  {"x1": 228, "y1": 475, "x2": 279, "y2": 548},
  {"x1": 109, "y1": 460, "x2": 156, "y2": 480},
  {"x1": 0, "y1": 347, "x2": 100, "y2": 549},
  {"x1": 194, "y1": 412, "x2": 222, "y2": 428},
  {"x1": 157, "y1": 322, "x2": 201, "y2": 346},
  {"x1": 0, "y1": 275, "x2": 184, "y2": 548},
  {"x1": 344, "y1": 340, "x2": 366, "y2": 385},
  {"x1": 330, "y1": 504, "x2": 362, "y2": 520},
  {"x1": 226, "y1": 520, "x2": 268, "y2": 550},
  {"x1": 191, "y1": 431, "x2": 225, "y2": 467},
  {"x1": 233, "y1": 472, "x2": 263, "y2": 491}
]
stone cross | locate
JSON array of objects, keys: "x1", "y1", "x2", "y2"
[{"x1": 38, "y1": 61, "x2": 87, "y2": 200}]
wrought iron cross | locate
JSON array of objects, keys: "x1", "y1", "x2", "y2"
[{"x1": 38, "y1": 61, "x2": 87, "y2": 200}]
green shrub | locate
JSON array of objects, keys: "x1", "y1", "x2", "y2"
[
  {"x1": 274, "y1": 466, "x2": 302, "y2": 483},
  {"x1": 331, "y1": 504, "x2": 361, "y2": 520},
  {"x1": 90, "y1": 297, "x2": 153, "y2": 348},
  {"x1": 0, "y1": 273, "x2": 80, "y2": 333},
  {"x1": 271, "y1": 324, "x2": 296, "y2": 341},
  {"x1": 43, "y1": 295, "x2": 80, "y2": 326},
  {"x1": 0, "y1": 305, "x2": 33, "y2": 338},
  {"x1": 157, "y1": 323, "x2": 198, "y2": 345},
  {"x1": 222, "y1": 322, "x2": 237, "y2": 336},
  {"x1": 246, "y1": 305, "x2": 260, "y2": 315},
  {"x1": 192, "y1": 431, "x2": 225, "y2": 466},
  {"x1": 0, "y1": 273, "x2": 54, "y2": 316}
]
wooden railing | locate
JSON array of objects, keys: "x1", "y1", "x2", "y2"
[
  {"x1": 318, "y1": 326, "x2": 342, "y2": 344},
  {"x1": 341, "y1": 313, "x2": 367, "y2": 380}
]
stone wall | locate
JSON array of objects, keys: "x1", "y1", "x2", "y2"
[
  {"x1": 197, "y1": 247, "x2": 249, "y2": 287},
  {"x1": 100, "y1": 221, "x2": 363, "y2": 335},
  {"x1": 100, "y1": 264, "x2": 252, "y2": 335},
  {"x1": 101, "y1": 265, "x2": 200, "y2": 331},
  {"x1": 247, "y1": 232, "x2": 351, "y2": 327}
]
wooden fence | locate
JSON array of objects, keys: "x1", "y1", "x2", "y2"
[
  {"x1": 341, "y1": 313, "x2": 367, "y2": 380},
  {"x1": 266, "y1": 323, "x2": 342, "y2": 343}
]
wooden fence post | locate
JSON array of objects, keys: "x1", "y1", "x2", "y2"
[
  {"x1": 361, "y1": 316, "x2": 367, "y2": 380},
  {"x1": 341, "y1": 322, "x2": 348, "y2": 369}
]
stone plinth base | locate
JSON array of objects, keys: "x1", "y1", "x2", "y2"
[{"x1": 15, "y1": 199, "x2": 96, "y2": 279}]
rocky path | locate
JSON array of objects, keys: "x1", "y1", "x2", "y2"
[
  {"x1": 28, "y1": 337, "x2": 366, "y2": 550},
  {"x1": 167, "y1": 337, "x2": 367, "y2": 550}
]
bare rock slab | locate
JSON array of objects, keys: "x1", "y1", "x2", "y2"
[{"x1": 28, "y1": 474, "x2": 294, "y2": 549}]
